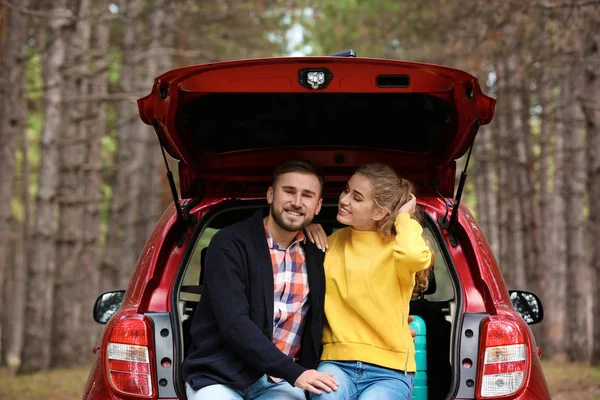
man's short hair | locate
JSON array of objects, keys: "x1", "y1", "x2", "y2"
[{"x1": 272, "y1": 159, "x2": 324, "y2": 193}]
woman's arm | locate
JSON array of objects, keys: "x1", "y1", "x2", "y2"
[
  {"x1": 393, "y1": 195, "x2": 432, "y2": 273},
  {"x1": 305, "y1": 223, "x2": 328, "y2": 252}
]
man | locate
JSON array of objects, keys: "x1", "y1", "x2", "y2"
[{"x1": 182, "y1": 160, "x2": 339, "y2": 400}]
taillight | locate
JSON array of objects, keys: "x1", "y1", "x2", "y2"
[
  {"x1": 105, "y1": 314, "x2": 155, "y2": 398},
  {"x1": 477, "y1": 315, "x2": 528, "y2": 398}
]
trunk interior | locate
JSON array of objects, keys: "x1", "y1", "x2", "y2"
[{"x1": 175, "y1": 199, "x2": 458, "y2": 400}]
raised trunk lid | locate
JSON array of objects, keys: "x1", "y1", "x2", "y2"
[{"x1": 138, "y1": 56, "x2": 495, "y2": 198}]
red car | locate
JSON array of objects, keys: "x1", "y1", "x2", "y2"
[{"x1": 83, "y1": 52, "x2": 551, "y2": 400}]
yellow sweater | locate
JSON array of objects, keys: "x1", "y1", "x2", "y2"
[{"x1": 321, "y1": 213, "x2": 432, "y2": 372}]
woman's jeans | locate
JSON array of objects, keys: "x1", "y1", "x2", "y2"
[
  {"x1": 309, "y1": 361, "x2": 414, "y2": 400},
  {"x1": 186, "y1": 375, "x2": 305, "y2": 400}
]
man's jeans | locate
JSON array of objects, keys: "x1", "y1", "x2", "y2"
[
  {"x1": 309, "y1": 361, "x2": 413, "y2": 400},
  {"x1": 186, "y1": 375, "x2": 306, "y2": 400}
]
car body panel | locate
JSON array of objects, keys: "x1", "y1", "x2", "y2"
[{"x1": 456, "y1": 205, "x2": 514, "y2": 313}]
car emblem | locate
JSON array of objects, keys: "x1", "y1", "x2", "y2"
[
  {"x1": 307, "y1": 72, "x2": 325, "y2": 89},
  {"x1": 298, "y1": 67, "x2": 333, "y2": 90}
]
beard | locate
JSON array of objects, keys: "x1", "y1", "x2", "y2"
[{"x1": 270, "y1": 204, "x2": 313, "y2": 232}]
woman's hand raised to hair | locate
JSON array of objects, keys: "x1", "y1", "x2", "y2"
[
  {"x1": 305, "y1": 223, "x2": 328, "y2": 252},
  {"x1": 398, "y1": 194, "x2": 417, "y2": 216}
]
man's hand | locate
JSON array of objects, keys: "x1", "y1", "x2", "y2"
[
  {"x1": 294, "y1": 369, "x2": 339, "y2": 395},
  {"x1": 408, "y1": 315, "x2": 416, "y2": 341}
]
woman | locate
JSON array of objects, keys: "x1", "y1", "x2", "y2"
[{"x1": 305, "y1": 163, "x2": 433, "y2": 400}]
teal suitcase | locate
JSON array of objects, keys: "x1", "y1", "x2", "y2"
[{"x1": 409, "y1": 315, "x2": 427, "y2": 400}]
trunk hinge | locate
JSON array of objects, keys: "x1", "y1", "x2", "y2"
[
  {"x1": 438, "y1": 119, "x2": 480, "y2": 247},
  {"x1": 152, "y1": 119, "x2": 192, "y2": 235}
]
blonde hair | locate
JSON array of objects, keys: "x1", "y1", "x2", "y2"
[
  {"x1": 413, "y1": 236, "x2": 435, "y2": 299},
  {"x1": 354, "y1": 163, "x2": 434, "y2": 297}
]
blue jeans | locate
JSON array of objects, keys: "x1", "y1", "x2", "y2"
[
  {"x1": 310, "y1": 361, "x2": 413, "y2": 400},
  {"x1": 186, "y1": 375, "x2": 306, "y2": 400}
]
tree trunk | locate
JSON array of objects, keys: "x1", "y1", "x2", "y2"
[
  {"x1": 75, "y1": 0, "x2": 111, "y2": 362},
  {"x1": 0, "y1": 117, "x2": 30, "y2": 367},
  {"x1": 19, "y1": 2, "x2": 69, "y2": 374},
  {"x1": 495, "y1": 62, "x2": 513, "y2": 286},
  {"x1": 481, "y1": 66, "x2": 499, "y2": 257},
  {"x1": 473, "y1": 64, "x2": 499, "y2": 257},
  {"x1": 474, "y1": 126, "x2": 492, "y2": 246},
  {"x1": 1, "y1": 215, "x2": 16, "y2": 366},
  {"x1": 545, "y1": 93, "x2": 568, "y2": 358},
  {"x1": 0, "y1": 2, "x2": 28, "y2": 358},
  {"x1": 534, "y1": 66, "x2": 553, "y2": 354},
  {"x1": 100, "y1": 0, "x2": 144, "y2": 291},
  {"x1": 516, "y1": 66, "x2": 547, "y2": 343},
  {"x1": 506, "y1": 57, "x2": 527, "y2": 290},
  {"x1": 51, "y1": 0, "x2": 90, "y2": 368},
  {"x1": 562, "y1": 69, "x2": 588, "y2": 362},
  {"x1": 518, "y1": 73, "x2": 542, "y2": 289},
  {"x1": 582, "y1": 28, "x2": 600, "y2": 365},
  {"x1": 497, "y1": 60, "x2": 525, "y2": 288},
  {"x1": 144, "y1": 0, "x2": 174, "y2": 238},
  {"x1": 121, "y1": 0, "x2": 150, "y2": 282}
]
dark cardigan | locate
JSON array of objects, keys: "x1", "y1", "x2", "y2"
[{"x1": 182, "y1": 209, "x2": 325, "y2": 390}]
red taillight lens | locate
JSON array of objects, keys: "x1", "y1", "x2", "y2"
[
  {"x1": 109, "y1": 318, "x2": 149, "y2": 346},
  {"x1": 109, "y1": 370, "x2": 152, "y2": 396},
  {"x1": 477, "y1": 316, "x2": 528, "y2": 398},
  {"x1": 105, "y1": 315, "x2": 154, "y2": 398}
]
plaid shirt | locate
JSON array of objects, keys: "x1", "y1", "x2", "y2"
[{"x1": 264, "y1": 226, "x2": 310, "y2": 362}]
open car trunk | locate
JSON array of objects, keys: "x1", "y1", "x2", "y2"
[{"x1": 176, "y1": 199, "x2": 459, "y2": 400}]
